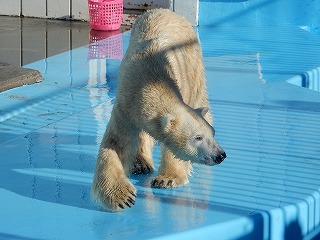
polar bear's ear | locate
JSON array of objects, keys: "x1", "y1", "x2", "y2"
[
  {"x1": 195, "y1": 107, "x2": 209, "y2": 118},
  {"x1": 161, "y1": 114, "x2": 175, "y2": 131}
]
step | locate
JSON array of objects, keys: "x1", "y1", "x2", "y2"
[{"x1": 0, "y1": 64, "x2": 42, "y2": 92}]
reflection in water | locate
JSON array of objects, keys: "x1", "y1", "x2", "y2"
[
  {"x1": 24, "y1": 134, "x2": 37, "y2": 199},
  {"x1": 88, "y1": 58, "x2": 110, "y2": 145},
  {"x1": 52, "y1": 126, "x2": 62, "y2": 203},
  {"x1": 88, "y1": 29, "x2": 123, "y2": 146},
  {"x1": 88, "y1": 30, "x2": 123, "y2": 60}
]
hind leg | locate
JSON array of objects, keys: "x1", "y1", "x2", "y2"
[
  {"x1": 130, "y1": 131, "x2": 155, "y2": 174},
  {"x1": 151, "y1": 145, "x2": 192, "y2": 188}
]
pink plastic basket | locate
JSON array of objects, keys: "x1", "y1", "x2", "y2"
[{"x1": 88, "y1": 0, "x2": 123, "y2": 31}]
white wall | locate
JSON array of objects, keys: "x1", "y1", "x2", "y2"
[
  {"x1": 0, "y1": 0, "x2": 20, "y2": 16},
  {"x1": 0, "y1": 0, "x2": 89, "y2": 20}
]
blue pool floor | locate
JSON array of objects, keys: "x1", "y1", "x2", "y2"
[{"x1": 1, "y1": 7, "x2": 320, "y2": 240}]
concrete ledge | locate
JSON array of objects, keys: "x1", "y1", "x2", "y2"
[{"x1": 0, "y1": 64, "x2": 42, "y2": 92}]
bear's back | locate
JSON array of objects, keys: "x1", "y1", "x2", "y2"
[
  {"x1": 120, "y1": 9, "x2": 206, "y2": 108},
  {"x1": 130, "y1": 9, "x2": 195, "y2": 47}
]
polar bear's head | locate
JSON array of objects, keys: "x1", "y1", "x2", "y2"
[{"x1": 160, "y1": 107, "x2": 226, "y2": 165}]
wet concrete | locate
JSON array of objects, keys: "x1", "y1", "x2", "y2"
[
  {"x1": 0, "y1": 15, "x2": 133, "y2": 68},
  {"x1": 0, "y1": 16, "x2": 91, "y2": 67},
  {"x1": 0, "y1": 16, "x2": 129, "y2": 91}
]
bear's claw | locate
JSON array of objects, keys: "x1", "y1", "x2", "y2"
[
  {"x1": 128, "y1": 196, "x2": 135, "y2": 205},
  {"x1": 118, "y1": 203, "x2": 124, "y2": 209},
  {"x1": 131, "y1": 161, "x2": 154, "y2": 175},
  {"x1": 124, "y1": 201, "x2": 131, "y2": 208},
  {"x1": 112, "y1": 187, "x2": 136, "y2": 210},
  {"x1": 118, "y1": 195, "x2": 135, "y2": 209},
  {"x1": 130, "y1": 190, "x2": 137, "y2": 197},
  {"x1": 151, "y1": 178, "x2": 175, "y2": 188},
  {"x1": 151, "y1": 175, "x2": 189, "y2": 188}
]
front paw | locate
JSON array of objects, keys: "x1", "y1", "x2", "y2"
[
  {"x1": 91, "y1": 177, "x2": 137, "y2": 212},
  {"x1": 151, "y1": 175, "x2": 189, "y2": 188}
]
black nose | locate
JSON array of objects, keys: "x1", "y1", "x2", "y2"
[{"x1": 215, "y1": 151, "x2": 226, "y2": 164}]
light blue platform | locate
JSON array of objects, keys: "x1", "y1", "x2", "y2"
[{"x1": 0, "y1": 1, "x2": 320, "y2": 239}]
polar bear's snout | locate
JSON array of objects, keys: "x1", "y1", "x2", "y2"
[
  {"x1": 215, "y1": 149, "x2": 227, "y2": 164},
  {"x1": 204, "y1": 142, "x2": 227, "y2": 166},
  {"x1": 188, "y1": 125, "x2": 227, "y2": 166},
  {"x1": 204, "y1": 148, "x2": 226, "y2": 165}
]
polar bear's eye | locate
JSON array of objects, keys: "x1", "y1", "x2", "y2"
[{"x1": 195, "y1": 135, "x2": 203, "y2": 141}]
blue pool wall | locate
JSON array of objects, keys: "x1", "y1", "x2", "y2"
[
  {"x1": 198, "y1": 0, "x2": 320, "y2": 90},
  {"x1": 199, "y1": 0, "x2": 320, "y2": 29}
]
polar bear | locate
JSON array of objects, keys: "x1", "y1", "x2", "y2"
[{"x1": 91, "y1": 9, "x2": 226, "y2": 212}]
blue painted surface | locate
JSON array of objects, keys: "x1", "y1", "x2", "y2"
[
  {"x1": 0, "y1": 2, "x2": 320, "y2": 239},
  {"x1": 199, "y1": 0, "x2": 320, "y2": 28}
]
